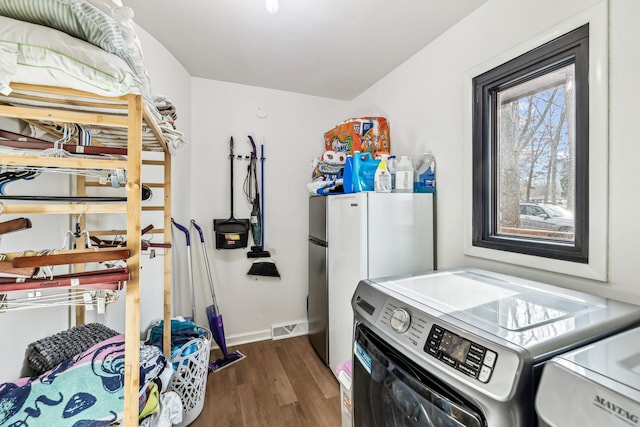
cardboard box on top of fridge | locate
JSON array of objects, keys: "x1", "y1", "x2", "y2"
[{"x1": 324, "y1": 117, "x2": 390, "y2": 156}]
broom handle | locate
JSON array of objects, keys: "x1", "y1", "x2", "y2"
[
  {"x1": 229, "y1": 136, "x2": 235, "y2": 216},
  {"x1": 171, "y1": 218, "x2": 196, "y2": 320},
  {"x1": 260, "y1": 143, "x2": 265, "y2": 245},
  {"x1": 190, "y1": 220, "x2": 219, "y2": 313},
  {"x1": 171, "y1": 218, "x2": 190, "y2": 245}
]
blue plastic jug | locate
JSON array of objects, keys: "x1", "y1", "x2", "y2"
[
  {"x1": 343, "y1": 155, "x2": 354, "y2": 193},
  {"x1": 352, "y1": 151, "x2": 380, "y2": 192}
]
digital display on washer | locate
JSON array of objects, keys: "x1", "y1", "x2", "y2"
[
  {"x1": 425, "y1": 324, "x2": 496, "y2": 383},
  {"x1": 439, "y1": 331, "x2": 471, "y2": 364}
]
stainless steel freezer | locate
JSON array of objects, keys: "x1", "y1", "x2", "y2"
[
  {"x1": 327, "y1": 192, "x2": 434, "y2": 374},
  {"x1": 307, "y1": 193, "x2": 435, "y2": 373},
  {"x1": 308, "y1": 195, "x2": 329, "y2": 364}
]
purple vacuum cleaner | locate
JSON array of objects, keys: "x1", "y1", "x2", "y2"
[{"x1": 191, "y1": 220, "x2": 246, "y2": 372}]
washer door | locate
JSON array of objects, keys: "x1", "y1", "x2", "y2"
[{"x1": 353, "y1": 324, "x2": 486, "y2": 427}]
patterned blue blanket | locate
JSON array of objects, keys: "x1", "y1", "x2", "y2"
[{"x1": 0, "y1": 335, "x2": 127, "y2": 426}]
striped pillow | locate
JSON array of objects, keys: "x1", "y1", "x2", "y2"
[
  {"x1": 0, "y1": 14, "x2": 143, "y2": 97},
  {"x1": 0, "y1": 0, "x2": 148, "y2": 93}
]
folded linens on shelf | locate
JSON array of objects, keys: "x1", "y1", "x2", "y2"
[{"x1": 25, "y1": 322, "x2": 119, "y2": 375}]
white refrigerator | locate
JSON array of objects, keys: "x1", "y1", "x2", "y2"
[{"x1": 326, "y1": 192, "x2": 434, "y2": 375}]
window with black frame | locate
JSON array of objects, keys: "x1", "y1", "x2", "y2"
[{"x1": 472, "y1": 24, "x2": 589, "y2": 263}]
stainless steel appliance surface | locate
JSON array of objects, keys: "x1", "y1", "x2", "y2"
[
  {"x1": 308, "y1": 195, "x2": 329, "y2": 364},
  {"x1": 536, "y1": 326, "x2": 640, "y2": 427},
  {"x1": 308, "y1": 192, "x2": 435, "y2": 374},
  {"x1": 351, "y1": 268, "x2": 640, "y2": 427}
]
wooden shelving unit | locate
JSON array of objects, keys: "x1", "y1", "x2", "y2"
[{"x1": 0, "y1": 83, "x2": 173, "y2": 426}]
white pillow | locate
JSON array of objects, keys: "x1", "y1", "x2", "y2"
[
  {"x1": 85, "y1": 0, "x2": 151, "y2": 94},
  {"x1": 0, "y1": 43, "x2": 18, "y2": 96},
  {"x1": 0, "y1": 0, "x2": 151, "y2": 94},
  {"x1": 0, "y1": 15, "x2": 143, "y2": 97}
]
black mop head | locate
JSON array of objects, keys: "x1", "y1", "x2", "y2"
[{"x1": 247, "y1": 246, "x2": 271, "y2": 258}]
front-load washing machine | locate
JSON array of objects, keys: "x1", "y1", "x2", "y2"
[
  {"x1": 536, "y1": 326, "x2": 640, "y2": 427},
  {"x1": 351, "y1": 268, "x2": 640, "y2": 426}
]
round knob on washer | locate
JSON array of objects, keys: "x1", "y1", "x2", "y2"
[{"x1": 390, "y1": 308, "x2": 411, "y2": 333}]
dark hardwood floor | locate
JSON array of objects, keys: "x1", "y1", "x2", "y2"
[{"x1": 191, "y1": 335, "x2": 342, "y2": 427}]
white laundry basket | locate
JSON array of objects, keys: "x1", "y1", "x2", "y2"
[{"x1": 171, "y1": 327, "x2": 212, "y2": 427}]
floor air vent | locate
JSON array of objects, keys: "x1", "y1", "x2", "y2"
[{"x1": 271, "y1": 321, "x2": 309, "y2": 340}]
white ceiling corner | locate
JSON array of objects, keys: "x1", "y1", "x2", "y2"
[{"x1": 124, "y1": 0, "x2": 487, "y2": 100}]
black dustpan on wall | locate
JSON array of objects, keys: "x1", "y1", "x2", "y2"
[{"x1": 214, "y1": 136, "x2": 250, "y2": 249}]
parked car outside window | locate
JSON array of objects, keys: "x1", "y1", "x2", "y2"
[{"x1": 519, "y1": 203, "x2": 574, "y2": 232}]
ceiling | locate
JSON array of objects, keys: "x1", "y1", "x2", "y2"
[{"x1": 124, "y1": 0, "x2": 487, "y2": 100}]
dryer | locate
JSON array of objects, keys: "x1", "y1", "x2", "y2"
[
  {"x1": 351, "y1": 268, "x2": 640, "y2": 426},
  {"x1": 536, "y1": 326, "x2": 640, "y2": 427}
]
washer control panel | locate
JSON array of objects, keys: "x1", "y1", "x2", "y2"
[
  {"x1": 378, "y1": 300, "x2": 429, "y2": 348},
  {"x1": 389, "y1": 308, "x2": 411, "y2": 333},
  {"x1": 424, "y1": 324, "x2": 497, "y2": 383}
]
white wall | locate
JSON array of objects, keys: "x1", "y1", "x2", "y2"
[
  {"x1": 84, "y1": 27, "x2": 194, "y2": 334},
  {"x1": 136, "y1": 26, "x2": 193, "y2": 222},
  {"x1": 607, "y1": 0, "x2": 640, "y2": 300},
  {"x1": 187, "y1": 78, "x2": 347, "y2": 343},
  {"x1": 350, "y1": 0, "x2": 640, "y2": 303}
]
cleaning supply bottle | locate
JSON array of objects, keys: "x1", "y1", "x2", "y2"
[
  {"x1": 374, "y1": 154, "x2": 392, "y2": 193},
  {"x1": 394, "y1": 155, "x2": 413, "y2": 193},
  {"x1": 414, "y1": 151, "x2": 436, "y2": 193},
  {"x1": 352, "y1": 151, "x2": 379, "y2": 192},
  {"x1": 387, "y1": 155, "x2": 397, "y2": 191},
  {"x1": 342, "y1": 155, "x2": 354, "y2": 193}
]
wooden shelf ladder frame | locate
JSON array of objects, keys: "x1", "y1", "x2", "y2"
[{"x1": 0, "y1": 84, "x2": 173, "y2": 427}]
